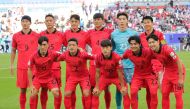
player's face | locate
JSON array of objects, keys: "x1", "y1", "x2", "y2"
[
  {"x1": 21, "y1": 19, "x2": 31, "y2": 29},
  {"x1": 117, "y1": 15, "x2": 128, "y2": 30},
  {"x1": 45, "y1": 16, "x2": 55, "y2": 29},
  {"x1": 148, "y1": 38, "x2": 160, "y2": 52},
  {"x1": 39, "y1": 41, "x2": 49, "y2": 55},
  {"x1": 93, "y1": 18, "x2": 104, "y2": 28},
  {"x1": 70, "y1": 18, "x2": 80, "y2": 30},
  {"x1": 143, "y1": 19, "x2": 153, "y2": 31},
  {"x1": 101, "y1": 46, "x2": 112, "y2": 58},
  {"x1": 68, "y1": 41, "x2": 78, "y2": 53},
  {"x1": 129, "y1": 40, "x2": 140, "y2": 52}
]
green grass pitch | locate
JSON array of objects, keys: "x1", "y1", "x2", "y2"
[{"x1": 0, "y1": 52, "x2": 189, "y2": 109}]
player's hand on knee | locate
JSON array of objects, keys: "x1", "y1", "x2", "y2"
[
  {"x1": 178, "y1": 78, "x2": 184, "y2": 88},
  {"x1": 92, "y1": 87, "x2": 100, "y2": 96},
  {"x1": 120, "y1": 86, "x2": 127, "y2": 95}
]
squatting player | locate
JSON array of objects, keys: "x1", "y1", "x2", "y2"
[
  {"x1": 122, "y1": 36, "x2": 158, "y2": 109},
  {"x1": 58, "y1": 38, "x2": 93, "y2": 109},
  {"x1": 28, "y1": 36, "x2": 60, "y2": 109},
  {"x1": 147, "y1": 34, "x2": 185, "y2": 109},
  {"x1": 92, "y1": 39, "x2": 130, "y2": 109}
]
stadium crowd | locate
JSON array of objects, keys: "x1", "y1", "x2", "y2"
[{"x1": 0, "y1": 1, "x2": 190, "y2": 53}]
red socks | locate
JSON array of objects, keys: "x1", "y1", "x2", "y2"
[
  {"x1": 64, "y1": 96, "x2": 72, "y2": 109},
  {"x1": 104, "y1": 91, "x2": 111, "y2": 109},
  {"x1": 20, "y1": 93, "x2": 26, "y2": 109},
  {"x1": 40, "y1": 90, "x2": 48, "y2": 109},
  {"x1": 54, "y1": 90, "x2": 62, "y2": 109},
  {"x1": 30, "y1": 95, "x2": 38, "y2": 109}
]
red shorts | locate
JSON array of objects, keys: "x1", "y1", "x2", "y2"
[
  {"x1": 162, "y1": 67, "x2": 186, "y2": 93},
  {"x1": 98, "y1": 77, "x2": 127, "y2": 91},
  {"x1": 131, "y1": 76, "x2": 158, "y2": 91},
  {"x1": 16, "y1": 69, "x2": 29, "y2": 88},
  {"x1": 64, "y1": 76, "x2": 91, "y2": 92},
  {"x1": 52, "y1": 69, "x2": 62, "y2": 87},
  {"x1": 33, "y1": 78, "x2": 58, "y2": 90},
  {"x1": 89, "y1": 65, "x2": 96, "y2": 87}
]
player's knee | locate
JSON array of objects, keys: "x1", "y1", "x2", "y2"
[
  {"x1": 20, "y1": 88, "x2": 27, "y2": 93},
  {"x1": 52, "y1": 89, "x2": 59, "y2": 98},
  {"x1": 64, "y1": 91, "x2": 72, "y2": 97},
  {"x1": 83, "y1": 90, "x2": 90, "y2": 96}
]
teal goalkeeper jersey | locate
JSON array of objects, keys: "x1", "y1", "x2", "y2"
[{"x1": 111, "y1": 28, "x2": 138, "y2": 68}]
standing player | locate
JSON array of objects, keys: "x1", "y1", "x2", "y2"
[
  {"x1": 122, "y1": 36, "x2": 158, "y2": 109},
  {"x1": 140, "y1": 16, "x2": 166, "y2": 109},
  {"x1": 111, "y1": 12, "x2": 138, "y2": 109},
  {"x1": 28, "y1": 36, "x2": 60, "y2": 109},
  {"x1": 147, "y1": 34, "x2": 185, "y2": 109},
  {"x1": 58, "y1": 38, "x2": 93, "y2": 109},
  {"x1": 10, "y1": 15, "x2": 39, "y2": 109},
  {"x1": 39, "y1": 14, "x2": 64, "y2": 109},
  {"x1": 87, "y1": 13, "x2": 113, "y2": 109},
  {"x1": 63, "y1": 14, "x2": 88, "y2": 109},
  {"x1": 92, "y1": 39, "x2": 130, "y2": 109},
  {"x1": 140, "y1": 16, "x2": 166, "y2": 47}
]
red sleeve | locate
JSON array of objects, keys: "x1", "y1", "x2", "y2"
[
  {"x1": 159, "y1": 32, "x2": 164, "y2": 41},
  {"x1": 57, "y1": 52, "x2": 66, "y2": 61},
  {"x1": 53, "y1": 51, "x2": 62, "y2": 61},
  {"x1": 95, "y1": 56, "x2": 101, "y2": 68},
  {"x1": 28, "y1": 55, "x2": 35, "y2": 68},
  {"x1": 86, "y1": 31, "x2": 91, "y2": 46},
  {"x1": 62, "y1": 32, "x2": 67, "y2": 47},
  {"x1": 165, "y1": 46, "x2": 178, "y2": 62},
  {"x1": 115, "y1": 55, "x2": 123, "y2": 69},
  {"x1": 122, "y1": 50, "x2": 129, "y2": 59},
  {"x1": 12, "y1": 34, "x2": 17, "y2": 48},
  {"x1": 81, "y1": 51, "x2": 94, "y2": 60}
]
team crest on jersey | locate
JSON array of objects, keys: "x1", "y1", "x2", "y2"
[
  {"x1": 169, "y1": 52, "x2": 176, "y2": 59},
  {"x1": 119, "y1": 60, "x2": 122, "y2": 66}
]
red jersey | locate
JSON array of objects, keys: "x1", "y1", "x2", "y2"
[
  {"x1": 40, "y1": 29, "x2": 64, "y2": 69},
  {"x1": 58, "y1": 50, "x2": 94, "y2": 78},
  {"x1": 87, "y1": 28, "x2": 112, "y2": 65},
  {"x1": 152, "y1": 45, "x2": 182, "y2": 77},
  {"x1": 95, "y1": 52, "x2": 122, "y2": 78},
  {"x1": 28, "y1": 50, "x2": 60, "y2": 83},
  {"x1": 12, "y1": 30, "x2": 39, "y2": 69},
  {"x1": 140, "y1": 29, "x2": 164, "y2": 47},
  {"x1": 123, "y1": 48, "x2": 154, "y2": 77},
  {"x1": 63, "y1": 29, "x2": 88, "y2": 49}
]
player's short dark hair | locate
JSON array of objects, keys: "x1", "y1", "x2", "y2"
[
  {"x1": 142, "y1": 16, "x2": 153, "y2": 22},
  {"x1": 38, "y1": 36, "x2": 49, "y2": 45},
  {"x1": 21, "y1": 15, "x2": 31, "y2": 22},
  {"x1": 101, "y1": 39, "x2": 112, "y2": 47},
  {"x1": 128, "y1": 36, "x2": 141, "y2": 44},
  {"x1": 70, "y1": 14, "x2": 80, "y2": 21},
  {"x1": 93, "y1": 13, "x2": 104, "y2": 19},
  {"x1": 117, "y1": 12, "x2": 128, "y2": 19},
  {"x1": 68, "y1": 38, "x2": 78, "y2": 45},
  {"x1": 45, "y1": 14, "x2": 55, "y2": 19},
  {"x1": 146, "y1": 34, "x2": 159, "y2": 41}
]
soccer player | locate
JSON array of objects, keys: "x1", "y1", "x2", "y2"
[
  {"x1": 63, "y1": 14, "x2": 88, "y2": 109},
  {"x1": 10, "y1": 15, "x2": 39, "y2": 109},
  {"x1": 140, "y1": 16, "x2": 166, "y2": 47},
  {"x1": 122, "y1": 36, "x2": 158, "y2": 109},
  {"x1": 87, "y1": 13, "x2": 113, "y2": 109},
  {"x1": 140, "y1": 15, "x2": 166, "y2": 109},
  {"x1": 111, "y1": 12, "x2": 138, "y2": 109},
  {"x1": 58, "y1": 38, "x2": 93, "y2": 109},
  {"x1": 28, "y1": 36, "x2": 60, "y2": 109},
  {"x1": 147, "y1": 34, "x2": 185, "y2": 109},
  {"x1": 39, "y1": 14, "x2": 64, "y2": 109},
  {"x1": 92, "y1": 39, "x2": 130, "y2": 109}
]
